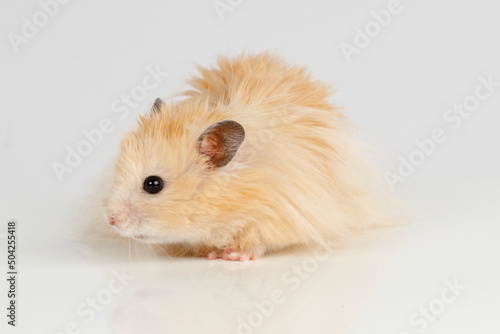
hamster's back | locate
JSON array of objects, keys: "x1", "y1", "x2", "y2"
[
  {"x1": 183, "y1": 53, "x2": 402, "y2": 249},
  {"x1": 187, "y1": 53, "x2": 337, "y2": 112}
]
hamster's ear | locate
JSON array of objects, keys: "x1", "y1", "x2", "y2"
[
  {"x1": 197, "y1": 120, "x2": 245, "y2": 168},
  {"x1": 151, "y1": 98, "x2": 165, "y2": 115}
]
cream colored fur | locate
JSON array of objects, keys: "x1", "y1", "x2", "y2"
[{"x1": 105, "y1": 52, "x2": 403, "y2": 258}]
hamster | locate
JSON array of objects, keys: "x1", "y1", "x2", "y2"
[{"x1": 105, "y1": 53, "x2": 401, "y2": 261}]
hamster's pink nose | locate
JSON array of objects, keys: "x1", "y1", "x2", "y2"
[{"x1": 109, "y1": 216, "x2": 115, "y2": 225}]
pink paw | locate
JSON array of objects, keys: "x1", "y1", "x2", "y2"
[
  {"x1": 223, "y1": 248, "x2": 259, "y2": 262},
  {"x1": 202, "y1": 248, "x2": 259, "y2": 261},
  {"x1": 205, "y1": 251, "x2": 221, "y2": 260}
]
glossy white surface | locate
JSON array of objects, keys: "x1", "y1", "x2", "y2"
[
  {"x1": 1, "y1": 0, "x2": 499, "y2": 333},
  {"x1": 1, "y1": 179, "x2": 499, "y2": 334}
]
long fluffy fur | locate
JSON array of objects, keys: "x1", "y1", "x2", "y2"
[{"x1": 105, "y1": 52, "x2": 403, "y2": 258}]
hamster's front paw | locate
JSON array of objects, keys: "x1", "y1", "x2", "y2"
[{"x1": 203, "y1": 248, "x2": 259, "y2": 261}]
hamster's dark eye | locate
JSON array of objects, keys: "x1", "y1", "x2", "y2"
[{"x1": 143, "y1": 176, "x2": 164, "y2": 194}]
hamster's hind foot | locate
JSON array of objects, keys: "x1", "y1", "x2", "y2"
[{"x1": 202, "y1": 248, "x2": 259, "y2": 262}]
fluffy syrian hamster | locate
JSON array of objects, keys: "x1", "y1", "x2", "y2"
[{"x1": 105, "y1": 53, "x2": 401, "y2": 261}]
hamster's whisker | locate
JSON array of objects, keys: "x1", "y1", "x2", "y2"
[
  {"x1": 131, "y1": 238, "x2": 137, "y2": 260},
  {"x1": 147, "y1": 242, "x2": 160, "y2": 257},
  {"x1": 120, "y1": 238, "x2": 127, "y2": 258},
  {"x1": 154, "y1": 243, "x2": 176, "y2": 262},
  {"x1": 146, "y1": 242, "x2": 158, "y2": 259},
  {"x1": 143, "y1": 242, "x2": 154, "y2": 258},
  {"x1": 132, "y1": 239, "x2": 140, "y2": 261},
  {"x1": 127, "y1": 238, "x2": 132, "y2": 262}
]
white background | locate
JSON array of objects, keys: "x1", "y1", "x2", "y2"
[{"x1": 0, "y1": 1, "x2": 499, "y2": 333}]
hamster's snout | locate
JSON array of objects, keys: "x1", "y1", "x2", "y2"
[
  {"x1": 107, "y1": 201, "x2": 139, "y2": 226},
  {"x1": 106, "y1": 200, "x2": 146, "y2": 239},
  {"x1": 106, "y1": 209, "x2": 152, "y2": 241},
  {"x1": 107, "y1": 211, "x2": 133, "y2": 234},
  {"x1": 107, "y1": 211, "x2": 134, "y2": 229}
]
